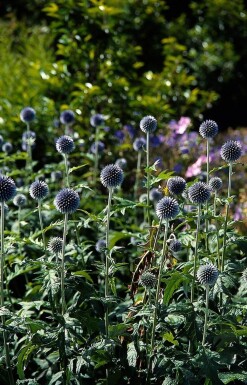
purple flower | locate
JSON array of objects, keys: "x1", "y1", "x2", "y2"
[
  {"x1": 123, "y1": 124, "x2": 135, "y2": 138},
  {"x1": 150, "y1": 135, "x2": 161, "y2": 148},
  {"x1": 115, "y1": 130, "x2": 125, "y2": 143}
]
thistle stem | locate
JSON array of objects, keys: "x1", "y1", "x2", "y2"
[
  {"x1": 38, "y1": 200, "x2": 46, "y2": 254},
  {"x1": 146, "y1": 132, "x2": 151, "y2": 226},
  {"x1": 134, "y1": 151, "x2": 142, "y2": 202},
  {"x1": 94, "y1": 125, "x2": 100, "y2": 185},
  {"x1": 147, "y1": 219, "x2": 169, "y2": 382},
  {"x1": 64, "y1": 154, "x2": 69, "y2": 188},
  {"x1": 191, "y1": 204, "x2": 201, "y2": 302},
  {"x1": 0, "y1": 201, "x2": 14, "y2": 385},
  {"x1": 26, "y1": 122, "x2": 32, "y2": 173},
  {"x1": 105, "y1": 187, "x2": 113, "y2": 338},
  {"x1": 205, "y1": 140, "x2": 209, "y2": 251},
  {"x1": 214, "y1": 192, "x2": 221, "y2": 270},
  {"x1": 18, "y1": 206, "x2": 21, "y2": 236},
  {"x1": 221, "y1": 162, "x2": 232, "y2": 273},
  {"x1": 202, "y1": 284, "x2": 209, "y2": 345},
  {"x1": 61, "y1": 213, "x2": 68, "y2": 315}
]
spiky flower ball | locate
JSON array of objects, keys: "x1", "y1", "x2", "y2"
[
  {"x1": 169, "y1": 240, "x2": 182, "y2": 253},
  {"x1": 115, "y1": 158, "x2": 127, "y2": 170},
  {"x1": 133, "y1": 137, "x2": 146, "y2": 151},
  {"x1": 199, "y1": 120, "x2": 218, "y2": 139},
  {"x1": 54, "y1": 188, "x2": 80, "y2": 214},
  {"x1": 48, "y1": 237, "x2": 63, "y2": 254},
  {"x1": 167, "y1": 176, "x2": 186, "y2": 195},
  {"x1": 140, "y1": 115, "x2": 157, "y2": 133},
  {"x1": 188, "y1": 182, "x2": 211, "y2": 204},
  {"x1": 139, "y1": 271, "x2": 157, "y2": 289},
  {"x1": 90, "y1": 141, "x2": 105, "y2": 154},
  {"x1": 100, "y1": 164, "x2": 124, "y2": 188},
  {"x1": 156, "y1": 197, "x2": 179, "y2": 220},
  {"x1": 95, "y1": 239, "x2": 106, "y2": 252},
  {"x1": 51, "y1": 170, "x2": 63, "y2": 182},
  {"x1": 149, "y1": 188, "x2": 163, "y2": 202},
  {"x1": 241, "y1": 268, "x2": 247, "y2": 283},
  {"x1": 0, "y1": 176, "x2": 16, "y2": 202},
  {"x1": 197, "y1": 264, "x2": 219, "y2": 286},
  {"x1": 56, "y1": 135, "x2": 75, "y2": 154},
  {"x1": 20, "y1": 107, "x2": 36, "y2": 123},
  {"x1": 29, "y1": 180, "x2": 49, "y2": 201},
  {"x1": 60, "y1": 110, "x2": 75, "y2": 125},
  {"x1": 2, "y1": 142, "x2": 13, "y2": 154},
  {"x1": 220, "y1": 140, "x2": 242, "y2": 163},
  {"x1": 90, "y1": 113, "x2": 104, "y2": 127},
  {"x1": 13, "y1": 194, "x2": 27, "y2": 207},
  {"x1": 209, "y1": 177, "x2": 223, "y2": 192}
]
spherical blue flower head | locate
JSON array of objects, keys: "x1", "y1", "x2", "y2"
[
  {"x1": 48, "y1": 237, "x2": 63, "y2": 254},
  {"x1": 188, "y1": 182, "x2": 211, "y2": 204},
  {"x1": 95, "y1": 239, "x2": 106, "y2": 252},
  {"x1": 0, "y1": 176, "x2": 16, "y2": 202},
  {"x1": 140, "y1": 115, "x2": 157, "y2": 134},
  {"x1": 133, "y1": 137, "x2": 146, "y2": 151},
  {"x1": 220, "y1": 140, "x2": 242, "y2": 163},
  {"x1": 199, "y1": 120, "x2": 218, "y2": 139},
  {"x1": 56, "y1": 135, "x2": 75, "y2": 154},
  {"x1": 169, "y1": 240, "x2": 182, "y2": 252},
  {"x1": 51, "y1": 170, "x2": 63, "y2": 182},
  {"x1": 139, "y1": 271, "x2": 157, "y2": 289},
  {"x1": 54, "y1": 188, "x2": 80, "y2": 214},
  {"x1": 209, "y1": 177, "x2": 223, "y2": 192},
  {"x1": 20, "y1": 107, "x2": 36, "y2": 123},
  {"x1": 167, "y1": 176, "x2": 186, "y2": 195},
  {"x1": 156, "y1": 196, "x2": 179, "y2": 220},
  {"x1": 60, "y1": 110, "x2": 75, "y2": 125},
  {"x1": 149, "y1": 188, "x2": 163, "y2": 202},
  {"x1": 29, "y1": 180, "x2": 49, "y2": 201},
  {"x1": 2, "y1": 142, "x2": 13, "y2": 154},
  {"x1": 13, "y1": 193, "x2": 27, "y2": 207},
  {"x1": 115, "y1": 158, "x2": 127, "y2": 169},
  {"x1": 197, "y1": 264, "x2": 218, "y2": 286},
  {"x1": 100, "y1": 164, "x2": 124, "y2": 188},
  {"x1": 90, "y1": 113, "x2": 104, "y2": 127},
  {"x1": 90, "y1": 141, "x2": 105, "y2": 154}
]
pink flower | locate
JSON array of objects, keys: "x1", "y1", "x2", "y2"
[
  {"x1": 177, "y1": 117, "x2": 191, "y2": 134},
  {"x1": 185, "y1": 155, "x2": 211, "y2": 177}
]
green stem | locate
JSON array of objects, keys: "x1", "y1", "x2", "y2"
[
  {"x1": 105, "y1": 187, "x2": 113, "y2": 338},
  {"x1": 18, "y1": 206, "x2": 21, "y2": 236},
  {"x1": 0, "y1": 202, "x2": 15, "y2": 385},
  {"x1": 221, "y1": 163, "x2": 232, "y2": 273},
  {"x1": 147, "y1": 219, "x2": 169, "y2": 382},
  {"x1": 61, "y1": 213, "x2": 68, "y2": 316},
  {"x1": 26, "y1": 122, "x2": 32, "y2": 173},
  {"x1": 64, "y1": 154, "x2": 69, "y2": 188},
  {"x1": 205, "y1": 140, "x2": 209, "y2": 251},
  {"x1": 191, "y1": 204, "x2": 201, "y2": 302},
  {"x1": 134, "y1": 151, "x2": 142, "y2": 202},
  {"x1": 202, "y1": 284, "x2": 209, "y2": 345},
  {"x1": 38, "y1": 200, "x2": 46, "y2": 254},
  {"x1": 94, "y1": 125, "x2": 100, "y2": 185},
  {"x1": 152, "y1": 218, "x2": 162, "y2": 257},
  {"x1": 146, "y1": 132, "x2": 151, "y2": 226},
  {"x1": 214, "y1": 192, "x2": 221, "y2": 270}
]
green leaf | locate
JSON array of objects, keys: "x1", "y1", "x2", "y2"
[
  {"x1": 69, "y1": 163, "x2": 88, "y2": 174},
  {"x1": 163, "y1": 272, "x2": 185, "y2": 305},
  {"x1": 162, "y1": 331, "x2": 179, "y2": 346},
  {"x1": 218, "y1": 372, "x2": 247, "y2": 384},
  {"x1": 71, "y1": 270, "x2": 93, "y2": 283},
  {"x1": 127, "y1": 342, "x2": 137, "y2": 367},
  {"x1": 47, "y1": 371, "x2": 63, "y2": 385},
  {"x1": 17, "y1": 343, "x2": 37, "y2": 380}
]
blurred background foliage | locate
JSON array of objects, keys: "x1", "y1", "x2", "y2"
[{"x1": 0, "y1": 0, "x2": 247, "y2": 144}]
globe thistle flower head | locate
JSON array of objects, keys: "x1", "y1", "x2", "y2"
[
  {"x1": 90, "y1": 113, "x2": 104, "y2": 127},
  {"x1": 13, "y1": 193, "x2": 27, "y2": 207},
  {"x1": 149, "y1": 188, "x2": 163, "y2": 202},
  {"x1": 20, "y1": 107, "x2": 36, "y2": 123},
  {"x1": 140, "y1": 115, "x2": 157, "y2": 133},
  {"x1": 51, "y1": 170, "x2": 63, "y2": 182},
  {"x1": 60, "y1": 110, "x2": 75, "y2": 125},
  {"x1": 169, "y1": 240, "x2": 182, "y2": 253},
  {"x1": 133, "y1": 137, "x2": 146, "y2": 151},
  {"x1": 0, "y1": 176, "x2": 16, "y2": 202},
  {"x1": 100, "y1": 164, "x2": 124, "y2": 189},
  {"x1": 199, "y1": 120, "x2": 218, "y2": 139},
  {"x1": 48, "y1": 237, "x2": 63, "y2": 254},
  {"x1": 220, "y1": 140, "x2": 242, "y2": 163},
  {"x1": 90, "y1": 141, "x2": 105, "y2": 154},
  {"x1": 167, "y1": 176, "x2": 186, "y2": 195},
  {"x1": 139, "y1": 271, "x2": 157, "y2": 289},
  {"x1": 115, "y1": 158, "x2": 127, "y2": 169},
  {"x1": 2, "y1": 142, "x2": 13, "y2": 154},
  {"x1": 56, "y1": 135, "x2": 75, "y2": 154},
  {"x1": 197, "y1": 264, "x2": 218, "y2": 286},
  {"x1": 241, "y1": 268, "x2": 247, "y2": 283},
  {"x1": 29, "y1": 180, "x2": 49, "y2": 201},
  {"x1": 209, "y1": 177, "x2": 223, "y2": 192},
  {"x1": 156, "y1": 196, "x2": 179, "y2": 220},
  {"x1": 188, "y1": 182, "x2": 211, "y2": 204},
  {"x1": 54, "y1": 188, "x2": 80, "y2": 214},
  {"x1": 95, "y1": 239, "x2": 106, "y2": 252}
]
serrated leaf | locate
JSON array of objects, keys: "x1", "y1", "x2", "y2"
[
  {"x1": 163, "y1": 331, "x2": 179, "y2": 346},
  {"x1": 218, "y1": 371, "x2": 247, "y2": 384},
  {"x1": 69, "y1": 163, "x2": 88, "y2": 174},
  {"x1": 127, "y1": 342, "x2": 137, "y2": 367},
  {"x1": 163, "y1": 272, "x2": 185, "y2": 305}
]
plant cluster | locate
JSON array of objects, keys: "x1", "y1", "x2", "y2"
[{"x1": 0, "y1": 107, "x2": 246, "y2": 385}]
